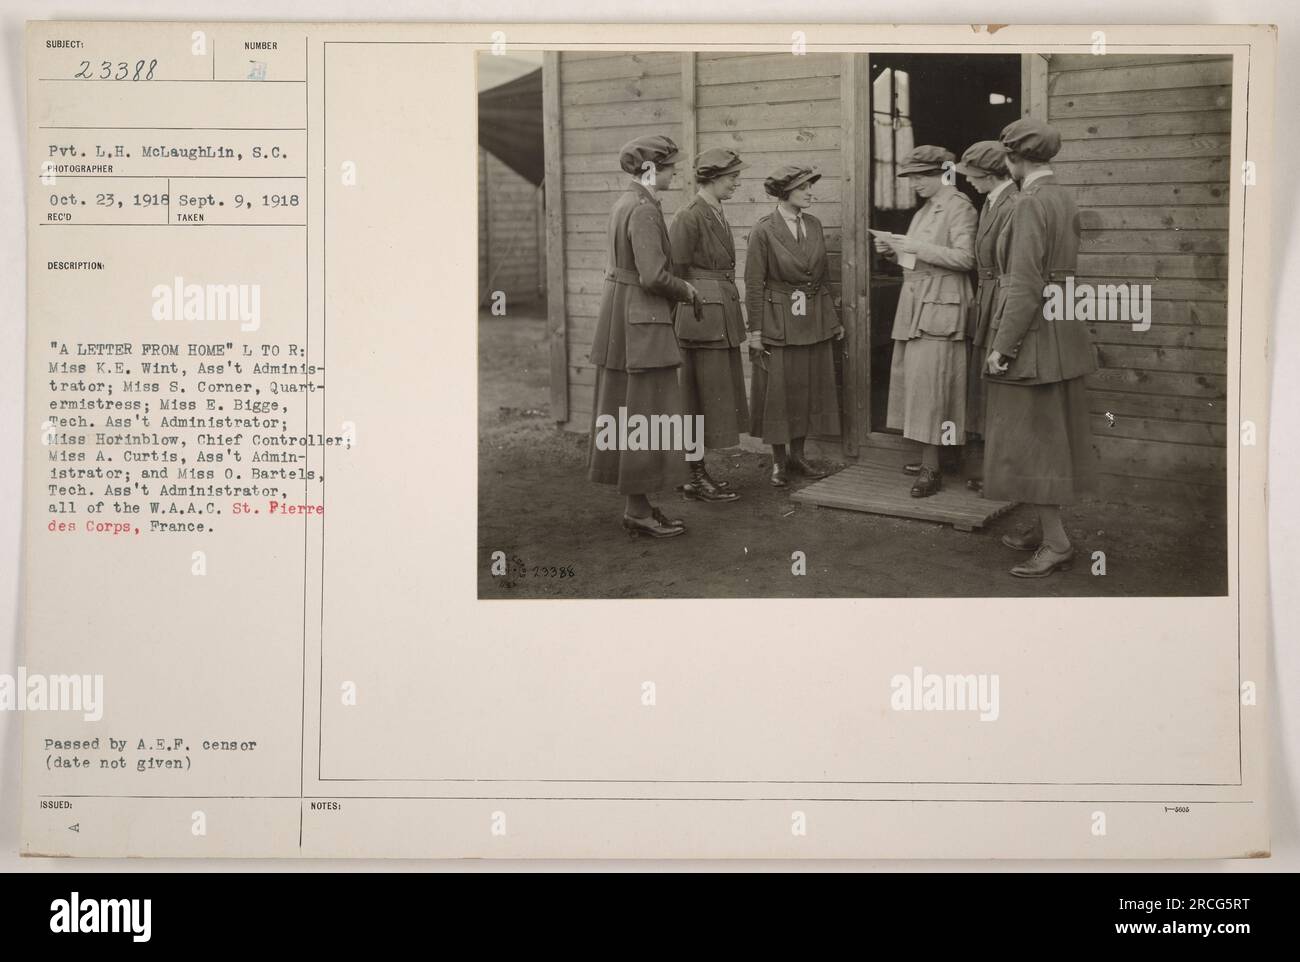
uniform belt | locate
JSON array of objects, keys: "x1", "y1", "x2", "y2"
[
  {"x1": 685, "y1": 268, "x2": 735, "y2": 282},
  {"x1": 998, "y1": 270, "x2": 1076, "y2": 287},
  {"x1": 605, "y1": 267, "x2": 641, "y2": 284},
  {"x1": 766, "y1": 280, "x2": 820, "y2": 294}
]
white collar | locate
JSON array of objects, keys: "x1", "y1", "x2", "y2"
[
  {"x1": 1021, "y1": 168, "x2": 1054, "y2": 189},
  {"x1": 987, "y1": 179, "x2": 1014, "y2": 205}
]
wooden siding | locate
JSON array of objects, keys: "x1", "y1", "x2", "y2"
[
  {"x1": 696, "y1": 52, "x2": 846, "y2": 426},
  {"x1": 479, "y1": 148, "x2": 544, "y2": 307},
  {"x1": 548, "y1": 51, "x2": 1232, "y2": 507},
  {"x1": 558, "y1": 52, "x2": 685, "y2": 426},
  {"x1": 1047, "y1": 54, "x2": 1231, "y2": 505},
  {"x1": 558, "y1": 51, "x2": 845, "y2": 430}
]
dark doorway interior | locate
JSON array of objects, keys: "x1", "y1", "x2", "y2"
[{"x1": 867, "y1": 54, "x2": 1022, "y2": 433}]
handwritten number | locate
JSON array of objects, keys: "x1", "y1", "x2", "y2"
[{"x1": 75, "y1": 58, "x2": 159, "y2": 80}]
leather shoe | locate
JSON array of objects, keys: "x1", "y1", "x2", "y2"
[
  {"x1": 965, "y1": 477, "x2": 983, "y2": 494},
  {"x1": 1000, "y1": 529, "x2": 1041, "y2": 551},
  {"x1": 909, "y1": 466, "x2": 941, "y2": 498},
  {"x1": 770, "y1": 461, "x2": 788, "y2": 487},
  {"x1": 682, "y1": 465, "x2": 739, "y2": 503},
  {"x1": 651, "y1": 507, "x2": 685, "y2": 530},
  {"x1": 623, "y1": 512, "x2": 686, "y2": 539},
  {"x1": 703, "y1": 469, "x2": 730, "y2": 490},
  {"x1": 678, "y1": 470, "x2": 730, "y2": 492},
  {"x1": 902, "y1": 461, "x2": 922, "y2": 475},
  {"x1": 1010, "y1": 543, "x2": 1075, "y2": 578},
  {"x1": 787, "y1": 456, "x2": 827, "y2": 480}
]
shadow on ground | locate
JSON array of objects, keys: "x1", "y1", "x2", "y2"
[{"x1": 479, "y1": 312, "x2": 1227, "y2": 599}]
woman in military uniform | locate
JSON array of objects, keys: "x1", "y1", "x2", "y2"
[
  {"x1": 668, "y1": 147, "x2": 749, "y2": 502},
  {"x1": 983, "y1": 118, "x2": 1098, "y2": 577},
  {"x1": 876, "y1": 145, "x2": 977, "y2": 499},
  {"x1": 954, "y1": 140, "x2": 1019, "y2": 493},
  {"x1": 743, "y1": 165, "x2": 844, "y2": 487},
  {"x1": 587, "y1": 134, "x2": 701, "y2": 539}
]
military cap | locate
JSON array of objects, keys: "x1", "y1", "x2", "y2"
[
  {"x1": 695, "y1": 147, "x2": 748, "y2": 181},
  {"x1": 897, "y1": 145, "x2": 955, "y2": 176},
  {"x1": 999, "y1": 118, "x2": 1062, "y2": 162},
  {"x1": 954, "y1": 140, "x2": 1010, "y2": 178},
  {"x1": 619, "y1": 134, "x2": 680, "y2": 176},
  {"x1": 763, "y1": 164, "x2": 821, "y2": 198}
]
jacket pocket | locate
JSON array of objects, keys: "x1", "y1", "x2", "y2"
[
  {"x1": 763, "y1": 289, "x2": 789, "y2": 342},
  {"x1": 913, "y1": 273, "x2": 962, "y2": 337},
  {"x1": 917, "y1": 303, "x2": 964, "y2": 338},
  {"x1": 674, "y1": 297, "x2": 727, "y2": 341},
  {"x1": 627, "y1": 286, "x2": 671, "y2": 325},
  {"x1": 625, "y1": 322, "x2": 682, "y2": 371}
]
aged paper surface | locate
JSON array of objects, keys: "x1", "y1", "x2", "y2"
[{"x1": 20, "y1": 21, "x2": 1272, "y2": 857}]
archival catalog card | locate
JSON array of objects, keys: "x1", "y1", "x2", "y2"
[{"x1": 20, "y1": 21, "x2": 1273, "y2": 858}]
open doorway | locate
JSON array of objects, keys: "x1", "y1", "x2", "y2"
[{"x1": 867, "y1": 54, "x2": 1023, "y2": 433}]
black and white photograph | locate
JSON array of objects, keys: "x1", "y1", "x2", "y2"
[
  {"x1": 478, "y1": 49, "x2": 1232, "y2": 598},
  {"x1": 1, "y1": 7, "x2": 1289, "y2": 888}
]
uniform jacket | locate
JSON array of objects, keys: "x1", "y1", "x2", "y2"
[
  {"x1": 987, "y1": 174, "x2": 1098, "y2": 385},
  {"x1": 888, "y1": 184, "x2": 977, "y2": 342},
  {"x1": 743, "y1": 208, "x2": 842, "y2": 347},
  {"x1": 969, "y1": 181, "x2": 1019, "y2": 349},
  {"x1": 589, "y1": 182, "x2": 695, "y2": 372},
  {"x1": 668, "y1": 194, "x2": 746, "y2": 348}
]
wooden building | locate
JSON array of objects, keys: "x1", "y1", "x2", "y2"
[
  {"x1": 478, "y1": 59, "x2": 546, "y2": 309},
  {"x1": 477, "y1": 146, "x2": 545, "y2": 308},
  {"x1": 541, "y1": 51, "x2": 1230, "y2": 506}
]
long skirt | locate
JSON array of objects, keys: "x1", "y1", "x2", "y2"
[
  {"x1": 680, "y1": 345, "x2": 749, "y2": 449},
  {"x1": 886, "y1": 336, "x2": 967, "y2": 446},
  {"x1": 983, "y1": 375, "x2": 1096, "y2": 505},
  {"x1": 965, "y1": 338, "x2": 988, "y2": 437},
  {"x1": 587, "y1": 365, "x2": 690, "y2": 495},
  {"x1": 748, "y1": 340, "x2": 841, "y2": 444}
]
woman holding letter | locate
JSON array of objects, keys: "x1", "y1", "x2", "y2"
[
  {"x1": 983, "y1": 118, "x2": 1098, "y2": 577},
  {"x1": 876, "y1": 145, "x2": 977, "y2": 498},
  {"x1": 743, "y1": 165, "x2": 844, "y2": 487}
]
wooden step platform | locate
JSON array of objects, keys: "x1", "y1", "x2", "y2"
[{"x1": 790, "y1": 463, "x2": 1017, "y2": 531}]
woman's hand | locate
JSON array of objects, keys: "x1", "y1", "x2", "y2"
[
  {"x1": 986, "y1": 349, "x2": 1010, "y2": 376},
  {"x1": 873, "y1": 237, "x2": 892, "y2": 254},
  {"x1": 832, "y1": 325, "x2": 845, "y2": 341},
  {"x1": 747, "y1": 329, "x2": 765, "y2": 352}
]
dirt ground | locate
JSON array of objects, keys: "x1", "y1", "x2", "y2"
[{"x1": 479, "y1": 312, "x2": 1227, "y2": 599}]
